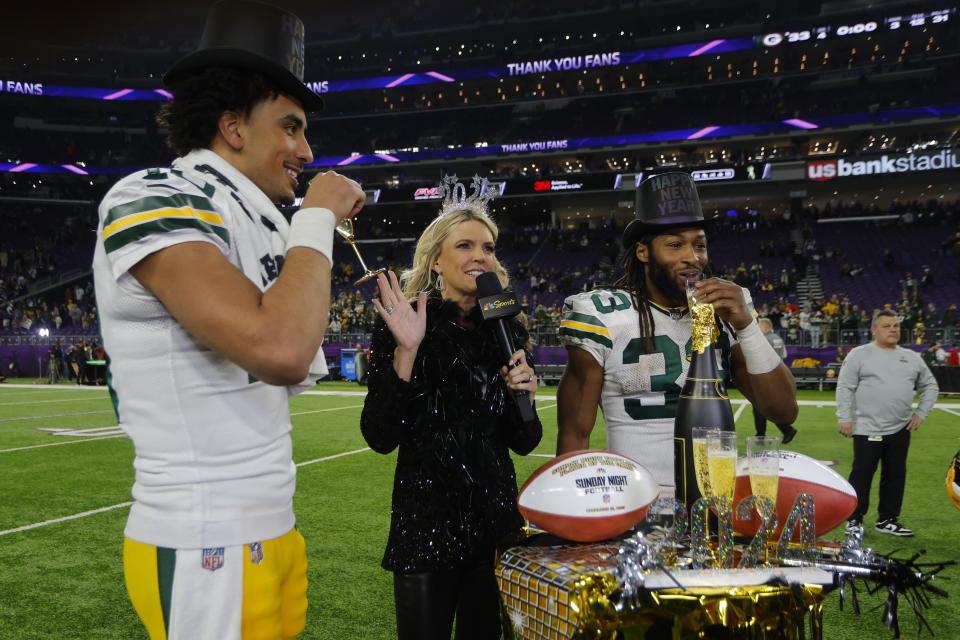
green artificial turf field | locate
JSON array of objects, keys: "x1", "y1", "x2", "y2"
[{"x1": 0, "y1": 380, "x2": 956, "y2": 639}]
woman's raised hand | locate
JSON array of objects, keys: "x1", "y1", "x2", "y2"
[{"x1": 372, "y1": 270, "x2": 428, "y2": 353}]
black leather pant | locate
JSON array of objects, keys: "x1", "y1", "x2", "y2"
[{"x1": 393, "y1": 559, "x2": 502, "y2": 640}]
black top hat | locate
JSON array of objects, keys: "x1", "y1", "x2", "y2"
[
  {"x1": 164, "y1": 0, "x2": 323, "y2": 112},
  {"x1": 622, "y1": 172, "x2": 709, "y2": 248}
]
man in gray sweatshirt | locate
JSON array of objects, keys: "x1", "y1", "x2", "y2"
[{"x1": 836, "y1": 309, "x2": 939, "y2": 536}]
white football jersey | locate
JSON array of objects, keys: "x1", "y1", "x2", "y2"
[
  {"x1": 94, "y1": 149, "x2": 299, "y2": 549},
  {"x1": 560, "y1": 288, "x2": 740, "y2": 492}
]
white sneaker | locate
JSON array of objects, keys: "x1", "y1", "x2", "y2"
[{"x1": 875, "y1": 518, "x2": 914, "y2": 537}]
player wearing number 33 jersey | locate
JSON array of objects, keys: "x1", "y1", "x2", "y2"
[
  {"x1": 559, "y1": 288, "x2": 738, "y2": 491},
  {"x1": 556, "y1": 172, "x2": 798, "y2": 499}
]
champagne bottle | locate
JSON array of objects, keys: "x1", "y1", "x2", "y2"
[{"x1": 674, "y1": 284, "x2": 736, "y2": 510}]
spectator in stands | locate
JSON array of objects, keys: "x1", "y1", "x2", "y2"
[
  {"x1": 752, "y1": 318, "x2": 798, "y2": 443},
  {"x1": 361, "y1": 197, "x2": 541, "y2": 640},
  {"x1": 78, "y1": 340, "x2": 92, "y2": 385},
  {"x1": 940, "y1": 230, "x2": 960, "y2": 255},
  {"x1": 767, "y1": 302, "x2": 783, "y2": 332},
  {"x1": 922, "y1": 302, "x2": 940, "y2": 331},
  {"x1": 935, "y1": 343, "x2": 949, "y2": 365},
  {"x1": 353, "y1": 342, "x2": 368, "y2": 385},
  {"x1": 900, "y1": 303, "x2": 918, "y2": 342},
  {"x1": 46, "y1": 343, "x2": 62, "y2": 384},
  {"x1": 840, "y1": 305, "x2": 859, "y2": 343},
  {"x1": 837, "y1": 309, "x2": 939, "y2": 537},
  {"x1": 943, "y1": 303, "x2": 957, "y2": 343},
  {"x1": 556, "y1": 172, "x2": 797, "y2": 501},
  {"x1": 66, "y1": 344, "x2": 81, "y2": 383},
  {"x1": 902, "y1": 272, "x2": 918, "y2": 296},
  {"x1": 922, "y1": 343, "x2": 940, "y2": 368},
  {"x1": 798, "y1": 306, "x2": 811, "y2": 344},
  {"x1": 92, "y1": 4, "x2": 362, "y2": 638},
  {"x1": 822, "y1": 294, "x2": 840, "y2": 318}
]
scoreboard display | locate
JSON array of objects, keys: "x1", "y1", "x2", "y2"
[{"x1": 760, "y1": 8, "x2": 954, "y2": 47}]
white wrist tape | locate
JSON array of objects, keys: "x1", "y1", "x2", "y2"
[
  {"x1": 736, "y1": 319, "x2": 782, "y2": 375},
  {"x1": 287, "y1": 208, "x2": 336, "y2": 266}
]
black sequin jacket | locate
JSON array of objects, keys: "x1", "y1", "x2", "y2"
[{"x1": 360, "y1": 294, "x2": 543, "y2": 574}]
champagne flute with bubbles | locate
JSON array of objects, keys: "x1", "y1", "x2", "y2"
[
  {"x1": 747, "y1": 436, "x2": 780, "y2": 506},
  {"x1": 692, "y1": 427, "x2": 718, "y2": 500},
  {"x1": 706, "y1": 431, "x2": 737, "y2": 503}
]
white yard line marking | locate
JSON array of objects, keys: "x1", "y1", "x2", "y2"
[
  {"x1": 0, "y1": 397, "x2": 111, "y2": 406},
  {"x1": 300, "y1": 390, "x2": 368, "y2": 397},
  {"x1": 0, "y1": 405, "x2": 363, "y2": 451},
  {"x1": 730, "y1": 399, "x2": 960, "y2": 409},
  {"x1": 36, "y1": 426, "x2": 125, "y2": 437},
  {"x1": 0, "y1": 502, "x2": 134, "y2": 537},
  {"x1": 295, "y1": 390, "x2": 563, "y2": 402},
  {"x1": 0, "y1": 405, "x2": 372, "y2": 537},
  {"x1": 296, "y1": 447, "x2": 370, "y2": 467},
  {"x1": 733, "y1": 402, "x2": 749, "y2": 424},
  {"x1": 530, "y1": 453, "x2": 554, "y2": 458},
  {"x1": 0, "y1": 391, "x2": 106, "y2": 400},
  {"x1": 3, "y1": 385, "x2": 957, "y2": 408},
  {"x1": 938, "y1": 406, "x2": 960, "y2": 417},
  {"x1": 0, "y1": 435, "x2": 126, "y2": 454},
  {"x1": 0, "y1": 444, "x2": 371, "y2": 537},
  {"x1": 0, "y1": 410, "x2": 115, "y2": 423},
  {"x1": 0, "y1": 384, "x2": 108, "y2": 392},
  {"x1": 537, "y1": 402, "x2": 557, "y2": 411},
  {"x1": 291, "y1": 404, "x2": 364, "y2": 416}
]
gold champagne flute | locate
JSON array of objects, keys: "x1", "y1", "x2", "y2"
[
  {"x1": 692, "y1": 427, "x2": 717, "y2": 499},
  {"x1": 706, "y1": 431, "x2": 737, "y2": 503},
  {"x1": 747, "y1": 436, "x2": 780, "y2": 506},
  {"x1": 746, "y1": 435, "x2": 780, "y2": 563},
  {"x1": 335, "y1": 219, "x2": 387, "y2": 285}
]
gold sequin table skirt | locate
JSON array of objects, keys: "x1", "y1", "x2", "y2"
[{"x1": 497, "y1": 543, "x2": 830, "y2": 640}]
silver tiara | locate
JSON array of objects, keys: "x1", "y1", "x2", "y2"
[{"x1": 438, "y1": 174, "x2": 498, "y2": 217}]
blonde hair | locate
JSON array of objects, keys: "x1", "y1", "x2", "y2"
[{"x1": 401, "y1": 209, "x2": 509, "y2": 300}]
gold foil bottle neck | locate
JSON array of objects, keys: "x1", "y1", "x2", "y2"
[{"x1": 689, "y1": 301, "x2": 718, "y2": 354}]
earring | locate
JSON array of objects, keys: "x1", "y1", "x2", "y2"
[{"x1": 434, "y1": 274, "x2": 444, "y2": 291}]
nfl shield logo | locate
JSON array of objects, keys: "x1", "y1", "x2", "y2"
[
  {"x1": 249, "y1": 542, "x2": 264, "y2": 565},
  {"x1": 603, "y1": 494, "x2": 611, "y2": 504},
  {"x1": 201, "y1": 547, "x2": 225, "y2": 571}
]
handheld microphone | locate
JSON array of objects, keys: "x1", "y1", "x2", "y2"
[{"x1": 476, "y1": 272, "x2": 536, "y2": 423}]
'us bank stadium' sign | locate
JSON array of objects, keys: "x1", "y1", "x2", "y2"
[{"x1": 806, "y1": 148, "x2": 960, "y2": 181}]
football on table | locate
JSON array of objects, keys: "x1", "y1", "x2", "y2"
[
  {"x1": 518, "y1": 450, "x2": 659, "y2": 542},
  {"x1": 733, "y1": 450, "x2": 857, "y2": 538}
]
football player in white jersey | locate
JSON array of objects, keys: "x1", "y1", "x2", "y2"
[
  {"x1": 557, "y1": 172, "x2": 798, "y2": 494},
  {"x1": 93, "y1": 3, "x2": 363, "y2": 639}
]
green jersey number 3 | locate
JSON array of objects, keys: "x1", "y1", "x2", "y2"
[
  {"x1": 591, "y1": 291, "x2": 631, "y2": 314},
  {"x1": 621, "y1": 335, "x2": 688, "y2": 420}
]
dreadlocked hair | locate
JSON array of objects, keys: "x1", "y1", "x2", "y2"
[{"x1": 607, "y1": 240, "x2": 658, "y2": 355}]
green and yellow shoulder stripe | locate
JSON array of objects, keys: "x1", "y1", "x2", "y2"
[
  {"x1": 100, "y1": 171, "x2": 229, "y2": 253},
  {"x1": 559, "y1": 305, "x2": 613, "y2": 348}
]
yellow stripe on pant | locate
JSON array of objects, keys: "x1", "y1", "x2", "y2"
[{"x1": 123, "y1": 529, "x2": 308, "y2": 640}]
